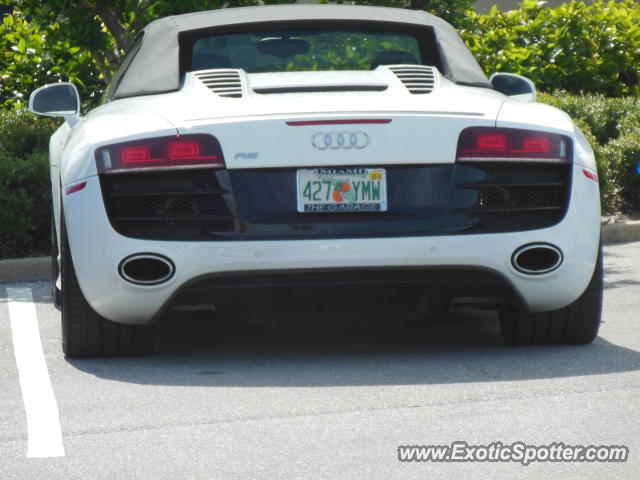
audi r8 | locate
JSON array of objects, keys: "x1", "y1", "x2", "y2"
[{"x1": 29, "y1": 5, "x2": 603, "y2": 357}]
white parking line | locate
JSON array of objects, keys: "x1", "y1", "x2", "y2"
[{"x1": 7, "y1": 287, "x2": 65, "y2": 458}]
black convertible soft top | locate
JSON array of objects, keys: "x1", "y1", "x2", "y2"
[{"x1": 111, "y1": 4, "x2": 490, "y2": 99}]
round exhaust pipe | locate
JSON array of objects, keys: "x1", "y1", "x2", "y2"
[
  {"x1": 512, "y1": 243, "x2": 563, "y2": 275},
  {"x1": 118, "y1": 253, "x2": 175, "y2": 285}
]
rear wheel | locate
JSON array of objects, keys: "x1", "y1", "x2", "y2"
[
  {"x1": 499, "y1": 245, "x2": 603, "y2": 345},
  {"x1": 60, "y1": 214, "x2": 152, "y2": 358}
]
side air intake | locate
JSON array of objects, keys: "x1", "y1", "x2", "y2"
[
  {"x1": 388, "y1": 65, "x2": 436, "y2": 94},
  {"x1": 193, "y1": 69, "x2": 244, "y2": 98}
]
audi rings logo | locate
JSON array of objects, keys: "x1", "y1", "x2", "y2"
[{"x1": 311, "y1": 131, "x2": 370, "y2": 150}]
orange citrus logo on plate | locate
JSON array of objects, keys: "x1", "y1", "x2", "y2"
[{"x1": 332, "y1": 182, "x2": 350, "y2": 202}]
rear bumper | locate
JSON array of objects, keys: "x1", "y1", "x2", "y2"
[
  {"x1": 165, "y1": 266, "x2": 526, "y2": 324},
  {"x1": 64, "y1": 162, "x2": 600, "y2": 325}
]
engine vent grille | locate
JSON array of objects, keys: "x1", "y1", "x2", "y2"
[
  {"x1": 388, "y1": 65, "x2": 436, "y2": 94},
  {"x1": 193, "y1": 69, "x2": 244, "y2": 98}
]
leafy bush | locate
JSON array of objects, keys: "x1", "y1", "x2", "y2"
[
  {"x1": 539, "y1": 93, "x2": 640, "y2": 214},
  {"x1": 463, "y1": 0, "x2": 640, "y2": 96},
  {"x1": 0, "y1": 109, "x2": 56, "y2": 258},
  {"x1": 602, "y1": 131, "x2": 640, "y2": 214},
  {"x1": 345, "y1": 0, "x2": 475, "y2": 28},
  {"x1": 0, "y1": 10, "x2": 103, "y2": 109}
]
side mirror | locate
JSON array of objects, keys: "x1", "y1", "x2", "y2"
[
  {"x1": 29, "y1": 82, "x2": 81, "y2": 125},
  {"x1": 490, "y1": 73, "x2": 536, "y2": 102}
]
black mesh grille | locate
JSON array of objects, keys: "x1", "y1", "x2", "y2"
[
  {"x1": 108, "y1": 173, "x2": 195, "y2": 194},
  {"x1": 452, "y1": 162, "x2": 570, "y2": 231},
  {"x1": 99, "y1": 162, "x2": 571, "y2": 241},
  {"x1": 115, "y1": 196, "x2": 195, "y2": 217},
  {"x1": 469, "y1": 164, "x2": 565, "y2": 185},
  {"x1": 100, "y1": 169, "x2": 236, "y2": 240},
  {"x1": 478, "y1": 186, "x2": 560, "y2": 209}
]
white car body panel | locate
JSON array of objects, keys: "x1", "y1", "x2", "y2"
[{"x1": 57, "y1": 70, "x2": 505, "y2": 184}]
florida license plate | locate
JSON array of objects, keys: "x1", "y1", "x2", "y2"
[{"x1": 297, "y1": 168, "x2": 387, "y2": 213}]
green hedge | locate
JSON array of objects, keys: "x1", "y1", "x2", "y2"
[
  {"x1": 539, "y1": 93, "x2": 640, "y2": 214},
  {"x1": 463, "y1": 0, "x2": 640, "y2": 96},
  {"x1": 602, "y1": 130, "x2": 640, "y2": 215},
  {"x1": 0, "y1": 109, "x2": 55, "y2": 258}
]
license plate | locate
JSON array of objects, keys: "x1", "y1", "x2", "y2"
[{"x1": 297, "y1": 168, "x2": 387, "y2": 213}]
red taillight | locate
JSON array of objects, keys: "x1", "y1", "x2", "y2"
[
  {"x1": 457, "y1": 128, "x2": 569, "y2": 163},
  {"x1": 168, "y1": 140, "x2": 199, "y2": 159},
  {"x1": 520, "y1": 136, "x2": 551, "y2": 154},
  {"x1": 122, "y1": 146, "x2": 151, "y2": 163},
  {"x1": 476, "y1": 134, "x2": 508, "y2": 152},
  {"x1": 96, "y1": 134, "x2": 224, "y2": 173}
]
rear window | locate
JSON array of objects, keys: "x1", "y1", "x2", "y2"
[{"x1": 189, "y1": 29, "x2": 423, "y2": 73}]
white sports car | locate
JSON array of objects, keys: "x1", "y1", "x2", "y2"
[{"x1": 29, "y1": 5, "x2": 602, "y2": 357}]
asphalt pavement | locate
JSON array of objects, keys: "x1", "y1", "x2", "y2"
[{"x1": 1, "y1": 242, "x2": 639, "y2": 479}]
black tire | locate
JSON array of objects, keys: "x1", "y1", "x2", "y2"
[
  {"x1": 60, "y1": 213, "x2": 153, "y2": 358},
  {"x1": 499, "y1": 245, "x2": 603, "y2": 346}
]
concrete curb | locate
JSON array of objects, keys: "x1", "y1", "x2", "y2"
[
  {"x1": 1, "y1": 222, "x2": 639, "y2": 283},
  {"x1": 0, "y1": 256, "x2": 50, "y2": 283},
  {"x1": 601, "y1": 220, "x2": 640, "y2": 245}
]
